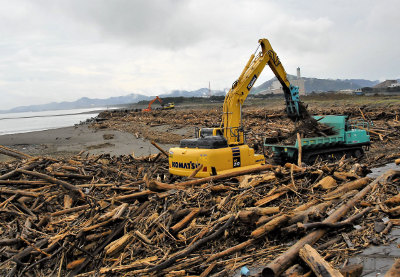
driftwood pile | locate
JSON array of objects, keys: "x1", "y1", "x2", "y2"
[
  {"x1": 94, "y1": 106, "x2": 400, "y2": 165},
  {"x1": 0, "y1": 144, "x2": 400, "y2": 276}
]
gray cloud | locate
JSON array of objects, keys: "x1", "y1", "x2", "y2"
[{"x1": 0, "y1": 0, "x2": 399, "y2": 110}]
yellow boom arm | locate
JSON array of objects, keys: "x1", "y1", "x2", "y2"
[{"x1": 222, "y1": 38, "x2": 294, "y2": 146}]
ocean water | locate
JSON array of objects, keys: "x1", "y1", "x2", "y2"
[{"x1": 0, "y1": 107, "x2": 111, "y2": 135}]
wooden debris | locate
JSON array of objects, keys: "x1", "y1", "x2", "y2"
[
  {"x1": 263, "y1": 169, "x2": 400, "y2": 276},
  {"x1": 385, "y1": 259, "x2": 400, "y2": 277},
  {"x1": 339, "y1": 264, "x2": 363, "y2": 277},
  {"x1": 299, "y1": 244, "x2": 343, "y2": 277},
  {"x1": 0, "y1": 142, "x2": 399, "y2": 277},
  {"x1": 314, "y1": 176, "x2": 337, "y2": 190}
]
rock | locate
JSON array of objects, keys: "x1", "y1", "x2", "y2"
[{"x1": 374, "y1": 221, "x2": 386, "y2": 233}]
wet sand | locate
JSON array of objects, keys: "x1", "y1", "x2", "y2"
[{"x1": 0, "y1": 124, "x2": 176, "y2": 161}]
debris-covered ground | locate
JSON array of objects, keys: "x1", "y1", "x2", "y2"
[
  {"x1": 0, "y1": 102, "x2": 400, "y2": 276},
  {"x1": 0, "y1": 145, "x2": 399, "y2": 276},
  {"x1": 94, "y1": 104, "x2": 400, "y2": 166}
]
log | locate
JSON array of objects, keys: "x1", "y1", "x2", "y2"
[
  {"x1": 385, "y1": 193, "x2": 400, "y2": 206},
  {"x1": 210, "y1": 184, "x2": 236, "y2": 192},
  {"x1": 66, "y1": 220, "x2": 128, "y2": 276},
  {"x1": 382, "y1": 222, "x2": 393, "y2": 235},
  {"x1": 287, "y1": 200, "x2": 335, "y2": 226},
  {"x1": 0, "y1": 238, "x2": 21, "y2": 247},
  {"x1": 10, "y1": 238, "x2": 48, "y2": 264},
  {"x1": 174, "y1": 164, "x2": 274, "y2": 188},
  {"x1": 323, "y1": 177, "x2": 371, "y2": 199},
  {"x1": 284, "y1": 163, "x2": 305, "y2": 173},
  {"x1": 385, "y1": 259, "x2": 400, "y2": 277},
  {"x1": 250, "y1": 206, "x2": 280, "y2": 215},
  {"x1": 101, "y1": 165, "x2": 134, "y2": 179},
  {"x1": 112, "y1": 190, "x2": 156, "y2": 202},
  {"x1": 86, "y1": 230, "x2": 112, "y2": 241},
  {"x1": 151, "y1": 141, "x2": 169, "y2": 158},
  {"x1": 238, "y1": 210, "x2": 259, "y2": 223},
  {"x1": 297, "y1": 207, "x2": 372, "y2": 231},
  {"x1": 282, "y1": 264, "x2": 305, "y2": 276},
  {"x1": 170, "y1": 208, "x2": 200, "y2": 233},
  {"x1": 147, "y1": 215, "x2": 235, "y2": 273},
  {"x1": 0, "y1": 187, "x2": 40, "y2": 197},
  {"x1": 50, "y1": 204, "x2": 91, "y2": 217},
  {"x1": 333, "y1": 171, "x2": 358, "y2": 181},
  {"x1": 207, "y1": 239, "x2": 255, "y2": 262},
  {"x1": 0, "y1": 180, "x2": 49, "y2": 186},
  {"x1": 99, "y1": 256, "x2": 158, "y2": 274},
  {"x1": 262, "y1": 169, "x2": 400, "y2": 277},
  {"x1": 359, "y1": 108, "x2": 366, "y2": 120},
  {"x1": 52, "y1": 172, "x2": 93, "y2": 179},
  {"x1": 255, "y1": 191, "x2": 287, "y2": 207},
  {"x1": 316, "y1": 237, "x2": 342, "y2": 250},
  {"x1": 357, "y1": 126, "x2": 384, "y2": 140},
  {"x1": 82, "y1": 218, "x2": 113, "y2": 232},
  {"x1": 105, "y1": 232, "x2": 134, "y2": 256},
  {"x1": 0, "y1": 145, "x2": 33, "y2": 160},
  {"x1": 134, "y1": 230, "x2": 153, "y2": 244},
  {"x1": 388, "y1": 206, "x2": 400, "y2": 216},
  {"x1": 200, "y1": 261, "x2": 217, "y2": 277},
  {"x1": 245, "y1": 207, "x2": 280, "y2": 218},
  {"x1": 299, "y1": 244, "x2": 343, "y2": 277},
  {"x1": 0, "y1": 162, "x2": 38, "y2": 180},
  {"x1": 339, "y1": 264, "x2": 363, "y2": 277},
  {"x1": 297, "y1": 133, "x2": 302, "y2": 167},
  {"x1": 17, "y1": 169, "x2": 85, "y2": 199},
  {"x1": 188, "y1": 164, "x2": 203, "y2": 179},
  {"x1": 63, "y1": 195, "x2": 73, "y2": 209},
  {"x1": 67, "y1": 258, "x2": 86, "y2": 270},
  {"x1": 148, "y1": 180, "x2": 184, "y2": 191},
  {"x1": 251, "y1": 214, "x2": 291, "y2": 239}
]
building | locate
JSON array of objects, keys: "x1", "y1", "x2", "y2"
[
  {"x1": 263, "y1": 67, "x2": 305, "y2": 95},
  {"x1": 362, "y1": 80, "x2": 400, "y2": 96},
  {"x1": 338, "y1": 89, "x2": 354, "y2": 94},
  {"x1": 373, "y1": 80, "x2": 398, "y2": 89}
]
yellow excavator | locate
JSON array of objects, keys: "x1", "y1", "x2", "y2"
[
  {"x1": 143, "y1": 96, "x2": 175, "y2": 112},
  {"x1": 169, "y1": 38, "x2": 307, "y2": 177}
]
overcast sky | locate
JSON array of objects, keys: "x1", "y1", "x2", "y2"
[{"x1": 0, "y1": 0, "x2": 399, "y2": 110}]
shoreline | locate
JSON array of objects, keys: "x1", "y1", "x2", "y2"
[{"x1": 0, "y1": 124, "x2": 175, "y2": 162}]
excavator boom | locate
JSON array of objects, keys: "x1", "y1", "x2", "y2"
[
  {"x1": 143, "y1": 96, "x2": 163, "y2": 112},
  {"x1": 222, "y1": 39, "x2": 304, "y2": 146}
]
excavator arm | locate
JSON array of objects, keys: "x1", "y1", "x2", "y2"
[
  {"x1": 222, "y1": 38, "x2": 305, "y2": 146},
  {"x1": 143, "y1": 96, "x2": 163, "y2": 112}
]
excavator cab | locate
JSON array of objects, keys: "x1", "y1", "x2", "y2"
[{"x1": 179, "y1": 128, "x2": 227, "y2": 149}]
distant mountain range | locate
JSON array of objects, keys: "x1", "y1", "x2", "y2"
[
  {"x1": 1, "y1": 88, "x2": 225, "y2": 113},
  {"x1": 0, "y1": 77, "x2": 384, "y2": 113},
  {"x1": 250, "y1": 75, "x2": 380, "y2": 94}
]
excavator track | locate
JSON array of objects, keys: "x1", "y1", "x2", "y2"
[{"x1": 302, "y1": 146, "x2": 364, "y2": 165}]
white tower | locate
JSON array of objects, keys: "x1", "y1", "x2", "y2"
[{"x1": 297, "y1": 67, "x2": 301, "y2": 79}]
